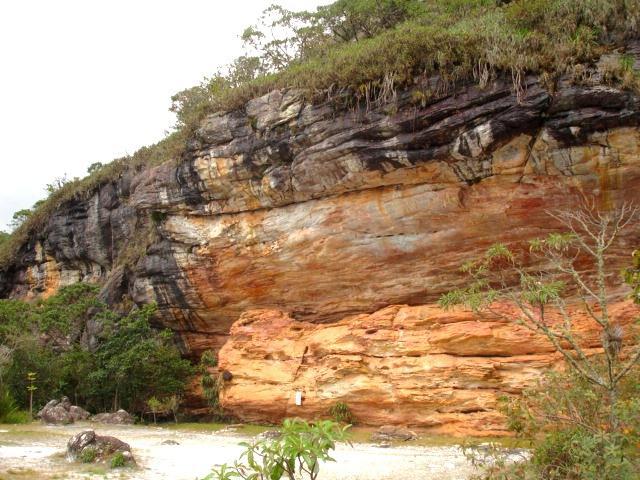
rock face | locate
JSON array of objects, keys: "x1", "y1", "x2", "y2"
[
  {"x1": 217, "y1": 302, "x2": 638, "y2": 435},
  {"x1": 1, "y1": 47, "x2": 640, "y2": 433}
]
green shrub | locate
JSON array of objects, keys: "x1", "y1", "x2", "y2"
[
  {"x1": 443, "y1": 205, "x2": 640, "y2": 479},
  {"x1": 328, "y1": 401, "x2": 354, "y2": 424},
  {"x1": 0, "y1": 285, "x2": 194, "y2": 415},
  {"x1": 0, "y1": 387, "x2": 29, "y2": 424},
  {"x1": 80, "y1": 447, "x2": 97, "y2": 464},
  {"x1": 110, "y1": 452, "x2": 126, "y2": 469},
  {"x1": 204, "y1": 419, "x2": 350, "y2": 480}
]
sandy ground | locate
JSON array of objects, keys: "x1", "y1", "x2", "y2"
[{"x1": 0, "y1": 423, "x2": 478, "y2": 480}]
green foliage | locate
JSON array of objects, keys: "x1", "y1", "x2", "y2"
[
  {"x1": 87, "y1": 304, "x2": 195, "y2": 414},
  {"x1": 203, "y1": 419, "x2": 350, "y2": 480},
  {"x1": 328, "y1": 401, "x2": 354, "y2": 424},
  {"x1": 199, "y1": 349, "x2": 222, "y2": 412},
  {"x1": 110, "y1": 451, "x2": 126, "y2": 469},
  {"x1": 163, "y1": 394, "x2": 181, "y2": 423},
  {"x1": 469, "y1": 366, "x2": 640, "y2": 479},
  {"x1": 0, "y1": 231, "x2": 9, "y2": 251},
  {"x1": 147, "y1": 396, "x2": 162, "y2": 424},
  {"x1": 87, "y1": 162, "x2": 104, "y2": 175},
  {"x1": 5, "y1": 336, "x2": 63, "y2": 409},
  {"x1": 0, "y1": 386, "x2": 29, "y2": 424},
  {"x1": 0, "y1": 284, "x2": 194, "y2": 415},
  {"x1": 80, "y1": 447, "x2": 97, "y2": 464},
  {"x1": 36, "y1": 283, "x2": 100, "y2": 335},
  {"x1": 150, "y1": 211, "x2": 168, "y2": 224},
  {"x1": 447, "y1": 205, "x2": 640, "y2": 479},
  {"x1": 10, "y1": 209, "x2": 32, "y2": 230}
]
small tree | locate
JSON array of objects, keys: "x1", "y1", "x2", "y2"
[
  {"x1": 163, "y1": 395, "x2": 181, "y2": 424},
  {"x1": 10, "y1": 209, "x2": 32, "y2": 230},
  {"x1": 86, "y1": 162, "x2": 104, "y2": 175},
  {"x1": 199, "y1": 350, "x2": 222, "y2": 414},
  {"x1": 441, "y1": 203, "x2": 640, "y2": 430},
  {"x1": 147, "y1": 396, "x2": 162, "y2": 425},
  {"x1": 26, "y1": 372, "x2": 37, "y2": 420}
]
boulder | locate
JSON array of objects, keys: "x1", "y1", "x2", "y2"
[
  {"x1": 37, "y1": 399, "x2": 59, "y2": 418},
  {"x1": 41, "y1": 404, "x2": 73, "y2": 425},
  {"x1": 37, "y1": 397, "x2": 92, "y2": 425},
  {"x1": 60, "y1": 396, "x2": 72, "y2": 410},
  {"x1": 69, "y1": 405, "x2": 91, "y2": 421},
  {"x1": 370, "y1": 425, "x2": 417, "y2": 443},
  {"x1": 67, "y1": 429, "x2": 135, "y2": 465},
  {"x1": 91, "y1": 409, "x2": 135, "y2": 425}
]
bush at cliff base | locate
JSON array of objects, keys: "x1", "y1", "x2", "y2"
[
  {"x1": 0, "y1": 284, "x2": 194, "y2": 416},
  {"x1": 466, "y1": 362, "x2": 640, "y2": 480}
]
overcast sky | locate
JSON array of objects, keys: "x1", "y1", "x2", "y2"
[{"x1": 0, "y1": 0, "x2": 327, "y2": 231}]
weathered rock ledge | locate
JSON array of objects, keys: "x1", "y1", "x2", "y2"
[{"x1": 218, "y1": 302, "x2": 639, "y2": 435}]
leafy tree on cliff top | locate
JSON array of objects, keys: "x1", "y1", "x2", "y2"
[{"x1": 441, "y1": 202, "x2": 640, "y2": 479}]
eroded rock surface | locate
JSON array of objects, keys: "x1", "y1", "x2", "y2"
[
  {"x1": 1, "y1": 48, "x2": 640, "y2": 431},
  {"x1": 218, "y1": 303, "x2": 639, "y2": 435}
]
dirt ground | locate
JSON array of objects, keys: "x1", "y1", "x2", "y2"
[{"x1": 0, "y1": 422, "x2": 479, "y2": 480}]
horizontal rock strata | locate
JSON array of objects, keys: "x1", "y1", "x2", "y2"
[
  {"x1": 218, "y1": 302, "x2": 638, "y2": 435},
  {"x1": 2, "y1": 47, "x2": 640, "y2": 429}
]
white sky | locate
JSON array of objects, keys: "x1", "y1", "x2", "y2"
[{"x1": 0, "y1": 0, "x2": 328, "y2": 231}]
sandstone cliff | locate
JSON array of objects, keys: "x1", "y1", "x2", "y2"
[{"x1": 1, "y1": 50, "x2": 640, "y2": 432}]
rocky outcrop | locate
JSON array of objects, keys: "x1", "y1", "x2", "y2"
[
  {"x1": 67, "y1": 429, "x2": 135, "y2": 465},
  {"x1": 37, "y1": 397, "x2": 90, "y2": 424},
  {"x1": 1, "y1": 47, "x2": 640, "y2": 432},
  {"x1": 217, "y1": 302, "x2": 639, "y2": 435}
]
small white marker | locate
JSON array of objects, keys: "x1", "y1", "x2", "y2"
[{"x1": 295, "y1": 391, "x2": 303, "y2": 406}]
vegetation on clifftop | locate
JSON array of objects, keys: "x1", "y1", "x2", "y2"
[{"x1": 1, "y1": 0, "x2": 639, "y2": 269}]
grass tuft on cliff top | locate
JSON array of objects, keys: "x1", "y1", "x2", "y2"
[{"x1": 1, "y1": 0, "x2": 639, "y2": 270}]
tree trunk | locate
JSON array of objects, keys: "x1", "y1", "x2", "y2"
[{"x1": 608, "y1": 387, "x2": 619, "y2": 432}]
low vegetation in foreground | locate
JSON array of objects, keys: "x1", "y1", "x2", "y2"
[
  {"x1": 442, "y1": 203, "x2": 640, "y2": 479},
  {"x1": 1, "y1": 0, "x2": 638, "y2": 270},
  {"x1": 203, "y1": 419, "x2": 350, "y2": 480}
]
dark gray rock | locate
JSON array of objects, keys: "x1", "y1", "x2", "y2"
[
  {"x1": 91, "y1": 409, "x2": 135, "y2": 425},
  {"x1": 69, "y1": 405, "x2": 91, "y2": 421},
  {"x1": 41, "y1": 404, "x2": 73, "y2": 425},
  {"x1": 37, "y1": 399, "x2": 59, "y2": 418},
  {"x1": 67, "y1": 429, "x2": 134, "y2": 465},
  {"x1": 38, "y1": 397, "x2": 91, "y2": 424}
]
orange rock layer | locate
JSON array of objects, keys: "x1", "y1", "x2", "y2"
[{"x1": 218, "y1": 302, "x2": 638, "y2": 436}]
